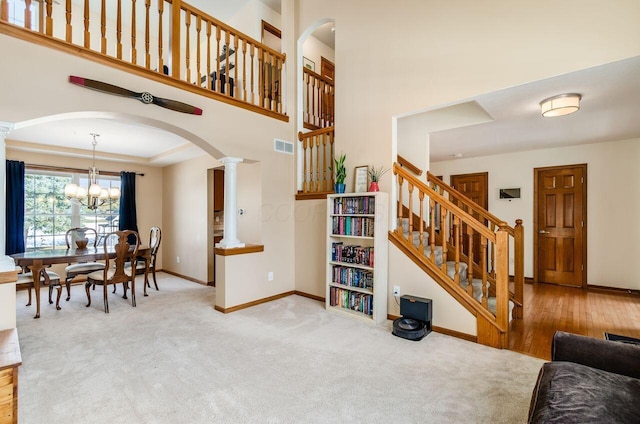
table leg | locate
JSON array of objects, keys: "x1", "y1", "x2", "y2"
[{"x1": 30, "y1": 260, "x2": 44, "y2": 319}]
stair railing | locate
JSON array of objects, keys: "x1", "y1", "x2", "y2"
[
  {"x1": 425, "y1": 171, "x2": 524, "y2": 318},
  {"x1": 392, "y1": 163, "x2": 514, "y2": 348},
  {"x1": 296, "y1": 126, "x2": 335, "y2": 199},
  {"x1": 0, "y1": 0, "x2": 286, "y2": 120},
  {"x1": 303, "y1": 67, "x2": 334, "y2": 130}
]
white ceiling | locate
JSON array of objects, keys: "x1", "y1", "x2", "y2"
[{"x1": 405, "y1": 55, "x2": 640, "y2": 162}]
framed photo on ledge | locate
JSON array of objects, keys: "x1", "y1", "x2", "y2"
[
  {"x1": 354, "y1": 165, "x2": 369, "y2": 193},
  {"x1": 303, "y1": 57, "x2": 315, "y2": 72}
]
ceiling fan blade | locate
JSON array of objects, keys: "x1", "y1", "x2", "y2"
[
  {"x1": 152, "y1": 97, "x2": 203, "y2": 115},
  {"x1": 69, "y1": 76, "x2": 138, "y2": 98}
]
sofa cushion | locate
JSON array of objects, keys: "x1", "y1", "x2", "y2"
[{"x1": 528, "y1": 361, "x2": 640, "y2": 423}]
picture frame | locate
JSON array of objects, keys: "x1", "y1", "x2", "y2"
[
  {"x1": 354, "y1": 165, "x2": 369, "y2": 193},
  {"x1": 303, "y1": 57, "x2": 315, "y2": 72}
]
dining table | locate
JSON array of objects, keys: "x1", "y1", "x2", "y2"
[{"x1": 11, "y1": 245, "x2": 150, "y2": 319}]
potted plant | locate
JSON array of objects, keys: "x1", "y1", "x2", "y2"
[
  {"x1": 330, "y1": 153, "x2": 347, "y2": 193},
  {"x1": 368, "y1": 166, "x2": 389, "y2": 192}
]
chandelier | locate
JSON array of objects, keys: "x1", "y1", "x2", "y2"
[{"x1": 64, "y1": 133, "x2": 121, "y2": 210}]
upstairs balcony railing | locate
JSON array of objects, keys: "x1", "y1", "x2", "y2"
[
  {"x1": 303, "y1": 67, "x2": 333, "y2": 130},
  {"x1": 0, "y1": 0, "x2": 287, "y2": 120}
]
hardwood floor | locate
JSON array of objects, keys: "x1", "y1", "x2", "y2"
[{"x1": 508, "y1": 282, "x2": 640, "y2": 360}]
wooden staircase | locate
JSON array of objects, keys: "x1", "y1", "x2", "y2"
[{"x1": 390, "y1": 163, "x2": 524, "y2": 348}]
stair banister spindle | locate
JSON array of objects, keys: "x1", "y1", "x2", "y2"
[
  {"x1": 24, "y1": 0, "x2": 31, "y2": 29},
  {"x1": 83, "y1": 0, "x2": 89, "y2": 48},
  {"x1": 467, "y1": 224, "x2": 474, "y2": 294},
  {"x1": 45, "y1": 0, "x2": 52, "y2": 36},
  {"x1": 407, "y1": 183, "x2": 414, "y2": 243},
  {"x1": 100, "y1": 0, "x2": 106, "y2": 54},
  {"x1": 205, "y1": 21, "x2": 211, "y2": 88},
  {"x1": 116, "y1": 0, "x2": 122, "y2": 59},
  {"x1": 396, "y1": 174, "x2": 404, "y2": 236},
  {"x1": 453, "y1": 215, "x2": 460, "y2": 284},
  {"x1": 321, "y1": 133, "x2": 328, "y2": 191},
  {"x1": 195, "y1": 15, "x2": 201, "y2": 83},
  {"x1": 440, "y1": 204, "x2": 448, "y2": 271},
  {"x1": 223, "y1": 30, "x2": 230, "y2": 95},
  {"x1": 418, "y1": 191, "x2": 425, "y2": 253},
  {"x1": 158, "y1": 0, "x2": 164, "y2": 73},
  {"x1": 429, "y1": 198, "x2": 436, "y2": 263},
  {"x1": 184, "y1": 12, "x2": 190, "y2": 82},
  {"x1": 233, "y1": 34, "x2": 239, "y2": 100},
  {"x1": 215, "y1": 26, "x2": 221, "y2": 91},
  {"x1": 249, "y1": 44, "x2": 255, "y2": 103},
  {"x1": 130, "y1": 0, "x2": 137, "y2": 65},
  {"x1": 143, "y1": 1, "x2": 150, "y2": 68},
  {"x1": 241, "y1": 39, "x2": 247, "y2": 101},
  {"x1": 0, "y1": 0, "x2": 7, "y2": 22},
  {"x1": 65, "y1": 0, "x2": 71, "y2": 41},
  {"x1": 481, "y1": 237, "x2": 488, "y2": 308}
]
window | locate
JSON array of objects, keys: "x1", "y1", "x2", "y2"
[{"x1": 25, "y1": 169, "x2": 120, "y2": 250}]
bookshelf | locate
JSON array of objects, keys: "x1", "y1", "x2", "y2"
[{"x1": 326, "y1": 192, "x2": 388, "y2": 324}]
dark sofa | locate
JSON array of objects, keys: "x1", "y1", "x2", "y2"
[{"x1": 528, "y1": 331, "x2": 640, "y2": 423}]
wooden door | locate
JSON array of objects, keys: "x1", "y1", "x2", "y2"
[
  {"x1": 321, "y1": 57, "x2": 335, "y2": 81},
  {"x1": 450, "y1": 173, "x2": 488, "y2": 264},
  {"x1": 534, "y1": 164, "x2": 586, "y2": 287}
]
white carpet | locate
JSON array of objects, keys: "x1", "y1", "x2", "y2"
[{"x1": 15, "y1": 273, "x2": 544, "y2": 423}]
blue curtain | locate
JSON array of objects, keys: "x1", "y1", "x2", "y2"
[
  {"x1": 6, "y1": 160, "x2": 25, "y2": 255},
  {"x1": 118, "y1": 172, "x2": 138, "y2": 239}
]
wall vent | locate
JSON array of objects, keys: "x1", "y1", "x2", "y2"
[{"x1": 274, "y1": 138, "x2": 294, "y2": 155}]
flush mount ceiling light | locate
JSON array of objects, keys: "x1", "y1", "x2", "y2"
[{"x1": 540, "y1": 93, "x2": 581, "y2": 117}]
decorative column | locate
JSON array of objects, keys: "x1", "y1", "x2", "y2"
[{"x1": 218, "y1": 157, "x2": 245, "y2": 249}]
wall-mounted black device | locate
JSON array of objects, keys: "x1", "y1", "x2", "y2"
[{"x1": 499, "y1": 188, "x2": 521, "y2": 199}]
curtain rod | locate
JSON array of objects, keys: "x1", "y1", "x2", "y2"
[{"x1": 25, "y1": 163, "x2": 145, "y2": 177}]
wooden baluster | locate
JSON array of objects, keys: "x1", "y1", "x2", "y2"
[
  {"x1": 170, "y1": 0, "x2": 180, "y2": 79},
  {"x1": 440, "y1": 204, "x2": 448, "y2": 271},
  {"x1": 305, "y1": 72, "x2": 310, "y2": 124},
  {"x1": 223, "y1": 31, "x2": 230, "y2": 95},
  {"x1": 242, "y1": 39, "x2": 247, "y2": 101},
  {"x1": 429, "y1": 198, "x2": 436, "y2": 263},
  {"x1": 184, "y1": 12, "x2": 190, "y2": 83},
  {"x1": 314, "y1": 136, "x2": 321, "y2": 192},
  {"x1": 407, "y1": 183, "x2": 414, "y2": 243},
  {"x1": 490, "y1": 222, "x2": 496, "y2": 277},
  {"x1": 481, "y1": 237, "x2": 488, "y2": 308},
  {"x1": 116, "y1": 0, "x2": 122, "y2": 59},
  {"x1": 467, "y1": 223, "x2": 474, "y2": 295},
  {"x1": 308, "y1": 135, "x2": 315, "y2": 192},
  {"x1": 45, "y1": 0, "x2": 52, "y2": 36},
  {"x1": 233, "y1": 35, "x2": 239, "y2": 99},
  {"x1": 270, "y1": 53, "x2": 276, "y2": 110},
  {"x1": 157, "y1": 0, "x2": 163, "y2": 73},
  {"x1": 329, "y1": 130, "x2": 335, "y2": 186},
  {"x1": 83, "y1": 0, "x2": 89, "y2": 48},
  {"x1": 302, "y1": 136, "x2": 308, "y2": 192},
  {"x1": 215, "y1": 26, "x2": 221, "y2": 92},
  {"x1": 453, "y1": 215, "x2": 460, "y2": 284},
  {"x1": 205, "y1": 21, "x2": 211, "y2": 88},
  {"x1": 130, "y1": 0, "x2": 137, "y2": 64},
  {"x1": 396, "y1": 175, "x2": 404, "y2": 237},
  {"x1": 65, "y1": 0, "x2": 72, "y2": 41},
  {"x1": 249, "y1": 43, "x2": 255, "y2": 104},
  {"x1": 277, "y1": 57, "x2": 283, "y2": 113},
  {"x1": 259, "y1": 47, "x2": 266, "y2": 107},
  {"x1": 321, "y1": 133, "x2": 328, "y2": 191},
  {"x1": 418, "y1": 192, "x2": 425, "y2": 253},
  {"x1": 312, "y1": 75, "x2": 317, "y2": 125},
  {"x1": 100, "y1": 0, "x2": 106, "y2": 53},
  {"x1": 195, "y1": 16, "x2": 201, "y2": 84},
  {"x1": 23, "y1": 0, "x2": 31, "y2": 29},
  {"x1": 144, "y1": 0, "x2": 151, "y2": 68},
  {"x1": 0, "y1": 0, "x2": 8, "y2": 22}
]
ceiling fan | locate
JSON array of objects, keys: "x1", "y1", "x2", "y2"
[{"x1": 69, "y1": 76, "x2": 203, "y2": 115}]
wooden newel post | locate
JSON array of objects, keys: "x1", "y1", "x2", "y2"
[
  {"x1": 496, "y1": 222, "x2": 510, "y2": 347},
  {"x1": 514, "y1": 219, "x2": 524, "y2": 319}
]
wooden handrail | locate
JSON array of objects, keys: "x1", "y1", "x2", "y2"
[
  {"x1": 303, "y1": 67, "x2": 334, "y2": 130},
  {"x1": 393, "y1": 163, "x2": 521, "y2": 348},
  {"x1": 426, "y1": 171, "x2": 513, "y2": 235},
  {"x1": 397, "y1": 155, "x2": 422, "y2": 176},
  {"x1": 0, "y1": 0, "x2": 287, "y2": 121},
  {"x1": 297, "y1": 127, "x2": 335, "y2": 197}
]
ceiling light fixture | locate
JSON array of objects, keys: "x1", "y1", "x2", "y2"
[
  {"x1": 540, "y1": 93, "x2": 581, "y2": 117},
  {"x1": 64, "y1": 133, "x2": 120, "y2": 210}
]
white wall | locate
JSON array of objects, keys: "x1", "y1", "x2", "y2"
[{"x1": 431, "y1": 138, "x2": 640, "y2": 290}]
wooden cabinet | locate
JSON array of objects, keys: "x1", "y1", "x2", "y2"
[
  {"x1": 0, "y1": 329, "x2": 21, "y2": 424},
  {"x1": 213, "y1": 169, "x2": 225, "y2": 212},
  {"x1": 326, "y1": 193, "x2": 388, "y2": 324}
]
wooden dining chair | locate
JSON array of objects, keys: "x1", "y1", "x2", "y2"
[
  {"x1": 124, "y1": 226, "x2": 162, "y2": 293},
  {"x1": 16, "y1": 266, "x2": 62, "y2": 310},
  {"x1": 85, "y1": 230, "x2": 140, "y2": 313},
  {"x1": 60, "y1": 227, "x2": 105, "y2": 303}
]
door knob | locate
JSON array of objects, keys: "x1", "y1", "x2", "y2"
[{"x1": 539, "y1": 230, "x2": 550, "y2": 234}]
